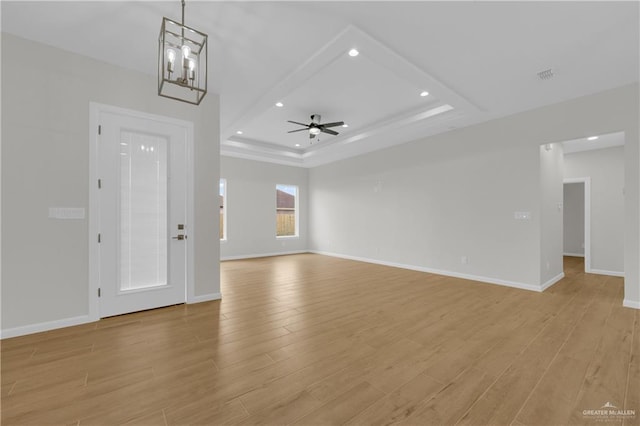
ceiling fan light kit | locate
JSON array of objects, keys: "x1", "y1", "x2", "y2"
[
  {"x1": 287, "y1": 114, "x2": 345, "y2": 140},
  {"x1": 158, "y1": 0, "x2": 208, "y2": 105}
]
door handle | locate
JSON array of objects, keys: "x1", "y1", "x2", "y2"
[{"x1": 172, "y1": 234, "x2": 186, "y2": 240}]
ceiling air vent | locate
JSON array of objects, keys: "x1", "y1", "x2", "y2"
[{"x1": 537, "y1": 68, "x2": 554, "y2": 80}]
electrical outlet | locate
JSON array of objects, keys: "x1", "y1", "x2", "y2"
[
  {"x1": 514, "y1": 211, "x2": 531, "y2": 220},
  {"x1": 49, "y1": 207, "x2": 85, "y2": 219},
  {"x1": 461, "y1": 256, "x2": 469, "y2": 265}
]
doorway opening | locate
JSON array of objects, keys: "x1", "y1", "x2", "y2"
[
  {"x1": 563, "y1": 178, "x2": 591, "y2": 273},
  {"x1": 560, "y1": 131, "x2": 625, "y2": 277}
]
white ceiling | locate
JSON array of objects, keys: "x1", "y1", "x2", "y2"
[
  {"x1": 562, "y1": 131, "x2": 625, "y2": 155},
  {"x1": 2, "y1": 1, "x2": 638, "y2": 167}
]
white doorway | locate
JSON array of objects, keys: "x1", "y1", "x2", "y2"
[
  {"x1": 563, "y1": 178, "x2": 591, "y2": 273},
  {"x1": 89, "y1": 104, "x2": 194, "y2": 318}
]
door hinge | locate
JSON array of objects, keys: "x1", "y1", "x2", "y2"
[
  {"x1": 98, "y1": 288, "x2": 101, "y2": 297},
  {"x1": 98, "y1": 125, "x2": 102, "y2": 135},
  {"x1": 98, "y1": 179, "x2": 102, "y2": 189},
  {"x1": 98, "y1": 233, "x2": 101, "y2": 243}
]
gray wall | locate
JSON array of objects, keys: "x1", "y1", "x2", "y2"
[
  {"x1": 565, "y1": 146, "x2": 625, "y2": 274},
  {"x1": 1, "y1": 34, "x2": 220, "y2": 332},
  {"x1": 563, "y1": 182, "x2": 585, "y2": 256},
  {"x1": 309, "y1": 83, "x2": 639, "y2": 302},
  {"x1": 310, "y1": 133, "x2": 542, "y2": 288},
  {"x1": 220, "y1": 156, "x2": 308, "y2": 259}
]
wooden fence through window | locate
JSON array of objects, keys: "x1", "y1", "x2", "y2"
[{"x1": 220, "y1": 212, "x2": 296, "y2": 238}]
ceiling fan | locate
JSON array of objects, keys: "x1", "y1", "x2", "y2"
[{"x1": 287, "y1": 114, "x2": 344, "y2": 139}]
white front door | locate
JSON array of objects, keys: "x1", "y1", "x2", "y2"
[{"x1": 97, "y1": 109, "x2": 189, "y2": 317}]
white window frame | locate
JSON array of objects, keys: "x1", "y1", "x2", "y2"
[{"x1": 276, "y1": 184, "x2": 299, "y2": 238}]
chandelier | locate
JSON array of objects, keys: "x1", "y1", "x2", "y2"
[{"x1": 158, "y1": 0, "x2": 208, "y2": 105}]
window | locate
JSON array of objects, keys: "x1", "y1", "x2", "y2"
[
  {"x1": 219, "y1": 178, "x2": 226, "y2": 240},
  {"x1": 276, "y1": 184, "x2": 298, "y2": 237}
]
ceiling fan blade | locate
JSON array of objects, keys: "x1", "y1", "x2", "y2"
[
  {"x1": 287, "y1": 120, "x2": 309, "y2": 127},
  {"x1": 320, "y1": 128, "x2": 339, "y2": 136},
  {"x1": 287, "y1": 128, "x2": 309, "y2": 133},
  {"x1": 321, "y1": 121, "x2": 344, "y2": 128}
]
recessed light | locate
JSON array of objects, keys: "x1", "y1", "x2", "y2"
[
  {"x1": 587, "y1": 136, "x2": 599, "y2": 141},
  {"x1": 236, "y1": 130, "x2": 243, "y2": 135},
  {"x1": 275, "y1": 102, "x2": 284, "y2": 107},
  {"x1": 420, "y1": 91, "x2": 429, "y2": 97},
  {"x1": 342, "y1": 124, "x2": 349, "y2": 128},
  {"x1": 295, "y1": 144, "x2": 301, "y2": 147},
  {"x1": 348, "y1": 48, "x2": 359, "y2": 57}
]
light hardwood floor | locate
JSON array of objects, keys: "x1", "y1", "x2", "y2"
[{"x1": 1, "y1": 254, "x2": 638, "y2": 425}]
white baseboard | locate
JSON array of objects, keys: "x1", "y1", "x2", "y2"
[
  {"x1": 310, "y1": 250, "x2": 545, "y2": 292},
  {"x1": 221, "y1": 250, "x2": 308, "y2": 261},
  {"x1": 589, "y1": 269, "x2": 624, "y2": 277},
  {"x1": 563, "y1": 253, "x2": 585, "y2": 257},
  {"x1": 1, "y1": 315, "x2": 94, "y2": 339},
  {"x1": 2, "y1": 294, "x2": 222, "y2": 338},
  {"x1": 623, "y1": 299, "x2": 640, "y2": 309},
  {"x1": 188, "y1": 292, "x2": 222, "y2": 304},
  {"x1": 541, "y1": 272, "x2": 565, "y2": 291}
]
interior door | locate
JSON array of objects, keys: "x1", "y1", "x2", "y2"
[{"x1": 98, "y1": 110, "x2": 187, "y2": 317}]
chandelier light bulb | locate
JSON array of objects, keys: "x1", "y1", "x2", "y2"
[
  {"x1": 181, "y1": 45, "x2": 191, "y2": 58},
  {"x1": 166, "y1": 48, "x2": 176, "y2": 73},
  {"x1": 188, "y1": 60, "x2": 196, "y2": 81},
  {"x1": 167, "y1": 49, "x2": 176, "y2": 63}
]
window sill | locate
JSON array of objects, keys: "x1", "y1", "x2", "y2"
[{"x1": 276, "y1": 235, "x2": 299, "y2": 240}]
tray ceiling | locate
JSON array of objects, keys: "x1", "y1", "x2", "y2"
[{"x1": 1, "y1": 1, "x2": 637, "y2": 167}]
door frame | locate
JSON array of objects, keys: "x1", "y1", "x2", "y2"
[
  {"x1": 88, "y1": 102, "x2": 195, "y2": 321},
  {"x1": 563, "y1": 177, "x2": 591, "y2": 273}
]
